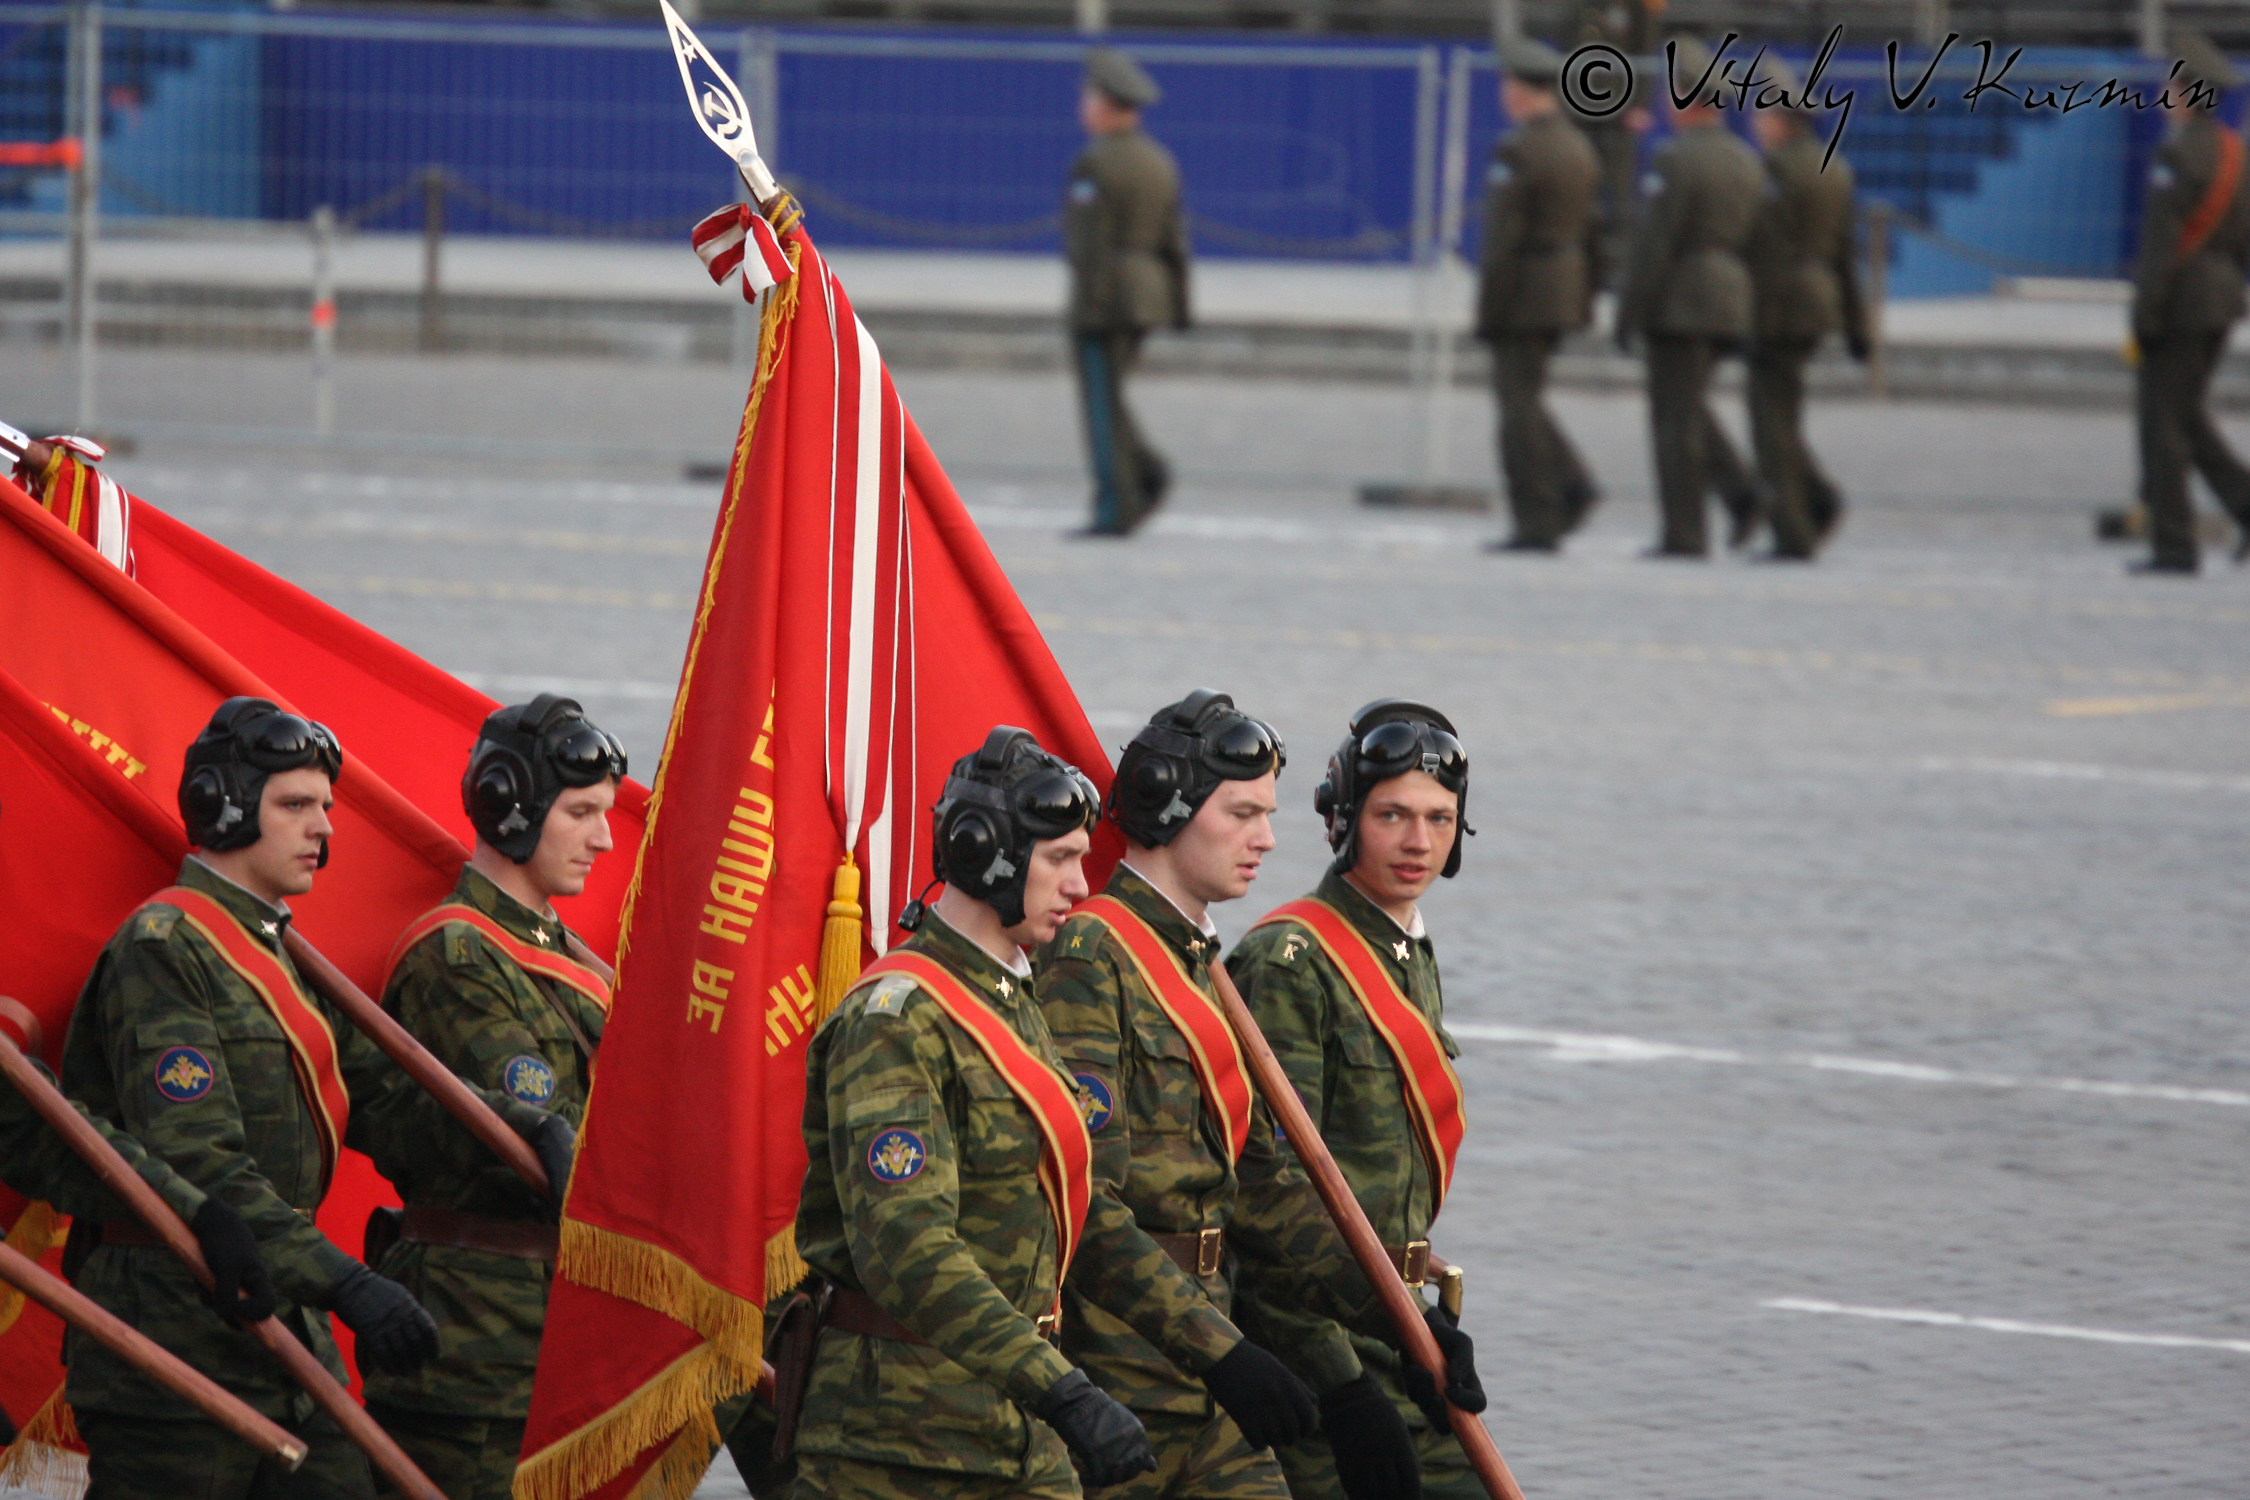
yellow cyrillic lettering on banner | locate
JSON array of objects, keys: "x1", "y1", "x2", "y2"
[
  {"x1": 688, "y1": 960, "x2": 734, "y2": 1033},
  {"x1": 764, "y1": 965, "x2": 817, "y2": 1057}
]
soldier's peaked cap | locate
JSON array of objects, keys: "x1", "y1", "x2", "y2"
[
  {"x1": 1087, "y1": 47, "x2": 1160, "y2": 108},
  {"x1": 2172, "y1": 31, "x2": 2241, "y2": 94},
  {"x1": 1663, "y1": 34, "x2": 1721, "y2": 100},
  {"x1": 1499, "y1": 37, "x2": 1563, "y2": 85}
]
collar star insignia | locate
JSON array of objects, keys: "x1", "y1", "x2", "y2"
[
  {"x1": 260, "y1": 920, "x2": 280, "y2": 937},
  {"x1": 532, "y1": 929, "x2": 552, "y2": 946},
  {"x1": 995, "y1": 976, "x2": 1012, "y2": 997},
  {"x1": 1392, "y1": 939, "x2": 1410, "y2": 962}
]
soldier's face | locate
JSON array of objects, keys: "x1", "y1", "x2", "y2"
[
  {"x1": 1006, "y1": 827, "x2": 1093, "y2": 948},
  {"x1": 1169, "y1": 773, "x2": 1277, "y2": 906},
  {"x1": 526, "y1": 779, "x2": 618, "y2": 901},
  {"x1": 1351, "y1": 771, "x2": 1458, "y2": 908},
  {"x1": 245, "y1": 769, "x2": 335, "y2": 901}
]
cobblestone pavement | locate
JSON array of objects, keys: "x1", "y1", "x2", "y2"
[{"x1": 17, "y1": 346, "x2": 2247, "y2": 1498}]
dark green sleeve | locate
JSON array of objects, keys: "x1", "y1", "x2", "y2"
[
  {"x1": 2133, "y1": 138, "x2": 2193, "y2": 337},
  {"x1": 1619, "y1": 153, "x2": 1686, "y2": 335},
  {"x1": 98, "y1": 937, "x2": 356, "y2": 1303},
  {"x1": 1228, "y1": 1099, "x2": 1374, "y2": 1393},
  {"x1": 0, "y1": 1063, "x2": 208, "y2": 1226},
  {"x1": 1476, "y1": 149, "x2": 1528, "y2": 338}
]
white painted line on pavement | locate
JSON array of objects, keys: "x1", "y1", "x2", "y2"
[
  {"x1": 1762, "y1": 1298, "x2": 2250, "y2": 1354},
  {"x1": 1448, "y1": 1023, "x2": 2250, "y2": 1108},
  {"x1": 1912, "y1": 756, "x2": 2250, "y2": 793}
]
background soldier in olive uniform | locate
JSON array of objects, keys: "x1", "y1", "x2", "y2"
[
  {"x1": 1038, "y1": 693, "x2": 1421, "y2": 1500},
  {"x1": 362, "y1": 696, "x2": 623, "y2": 1500},
  {"x1": 2129, "y1": 32, "x2": 2250, "y2": 575},
  {"x1": 1228, "y1": 702, "x2": 1485, "y2": 1500},
  {"x1": 798, "y1": 729, "x2": 1232, "y2": 1500},
  {"x1": 1618, "y1": 37, "x2": 1768, "y2": 557},
  {"x1": 1746, "y1": 58, "x2": 1868, "y2": 560},
  {"x1": 1068, "y1": 49, "x2": 1190, "y2": 538},
  {"x1": 1478, "y1": 39, "x2": 1605, "y2": 553},
  {"x1": 60, "y1": 699, "x2": 574, "y2": 1500},
  {"x1": 1566, "y1": 0, "x2": 1661, "y2": 281}
]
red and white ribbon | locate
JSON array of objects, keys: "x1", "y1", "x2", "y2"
[{"x1": 692, "y1": 203, "x2": 794, "y2": 301}]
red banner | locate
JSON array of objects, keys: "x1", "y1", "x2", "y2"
[{"x1": 519, "y1": 217, "x2": 1117, "y2": 1500}]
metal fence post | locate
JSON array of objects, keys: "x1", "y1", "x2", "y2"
[
  {"x1": 2139, "y1": 0, "x2": 2166, "y2": 58},
  {"x1": 1422, "y1": 45, "x2": 1475, "y2": 484},
  {"x1": 420, "y1": 168, "x2": 447, "y2": 354},
  {"x1": 1866, "y1": 200, "x2": 1890, "y2": 399},
  {"x1": 1407, "y1": 46, "x2": 1442, "y2": 396},
  {"x1": 310, "y1": 205, "x2": 337, "y2": 435},
  {"x1": 66, "y1": 0, "x2": 102, "y2": 431}
]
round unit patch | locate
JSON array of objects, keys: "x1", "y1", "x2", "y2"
[
  {"x1": 1074, "y1": 1072, "x2": 1115, "y2": 1134},
  {"x1": 153, "y1": 1046, "x2": 215, "y2": 1103},
  {"x1": 503, "y1": 1054, "x2": 557, "y2": 1106},
  {"x1": 866, "y1": 1128, "x2": 927, "y2": 1184}
]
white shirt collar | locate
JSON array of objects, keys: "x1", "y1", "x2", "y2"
[
  {"x1": 928, "y1": 908, "x2": 1032, "y2": 978},
  {"x1": 1344, "y1": 873, "x2": 1425, "y2": 941},
  {"x1": 1120, "y1": 860, "x2": 1219, "y2": 939}
]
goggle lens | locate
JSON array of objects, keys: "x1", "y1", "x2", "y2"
[
  {"x1": 1207, "y1": 718, "x2": 1284, "y2": 776},
  {"x1": 1018, "y1": 768, "x2": 1097, "y2": 835},
  {"x1": 550, "y1": 724, "x2": 628, "y2": 785},
  {"x1": 242, "y1": 713, "x2": 342, "y2": 778},
  {"x1": 1357, "y1": 720, "x2": 1465, "y2": 781}
]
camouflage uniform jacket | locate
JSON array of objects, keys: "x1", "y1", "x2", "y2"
[
  {"x1": 794, "y1": 912, "x2": 1241, "y2": 1478},
  {"x1": 1035, "y1": 866, "x2": 1379, "y2": 1410},
  {"x1": 360, "y1": 864, "x2": 604, "y2": 1417},
  {"x1": 58, "y1": 856, "x2": 551, "y2": 1421},
  {"x1": 1222, "y1": 871, "x2": 1461, "y2": 1416},
  {"x1": 2, "y1": 1057, "x2": 208, "y2": 1226}
]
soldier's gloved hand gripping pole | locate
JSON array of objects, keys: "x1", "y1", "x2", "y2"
[
  {"x1": 1205, "y1": 966, "x2": 1526, "y2": 1500},
  {"x1": 0, "y1": 998, "x2": 448, "y2": 1500}
]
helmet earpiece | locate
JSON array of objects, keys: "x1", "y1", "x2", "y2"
[
  {"x1": 463, "y1": 695, "x2": 626, "y2": 864},
  {"x1": 924, "y1": 727, "x2": 1100, "y2": 929},
  {"x1": 1108, "y1": 690, "x2": 1284, "y2": 849}
]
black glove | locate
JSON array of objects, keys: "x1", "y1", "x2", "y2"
[
  {"x1": 1319, "y1": 1372, "x2": 1420, "y2": 1500},
  {"x1": 1846, "y1": 330, "x2": 1872, "y2": 363},
  {"x1": 189, "y1": 1197, "x2": 276, "y2": 1325},
  {"x1": 1032, "y1": 1369, "x2": 1156, "y2": 1487},
  {"x1": 1202, "y1": 1338, "x2": 1319, "y2": 1449},
  {"x1": 328, "y1": 1264, "x2": 440, "y2": 1377},
  {"x1": 521, "y1": 1110, "x2": 577, "y2": 1217},
  {"x1": 1400, "y1": 1306, "x2": 1485, "y2": 1428}
]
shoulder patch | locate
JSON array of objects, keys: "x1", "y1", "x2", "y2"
[
  {"x1": 1275, "y1": 929, "x2": 1311, "y2": 965},
  {"x1": 1070, "y1": 177, "x2": 1099, "y2": 205},
  {"x1": 866, "y1": 1127, "x2": 927, "y2": 1183},
  {"x1": 503, "y1": 1054, "x2": 557, "y2": 1105},
  {"x1": 153, "y1": 1045, "x2": 214, "y2": 1103},
  {"x1": 134, "y1": 907, "x2": 180, "y2": 944},
  {"x1": 1074, "y1": 1072, "x2": 1115, "y2": 1133},
  {"x1": 1639, "y1": 169, "x2": 1664, "y2": 198},
  {"x1": 444, "y1": 925, "x2": 485, "y2": 969},
  {"x1": 1487, "y1": 160, "x2": 1514, "y2": 187},
  {"x1": 860, "y1": 973, "x2": 918, "y2": 1017},
  {"x1": 2150, "y1": 161, "x2": 2175, "y2": 190}
]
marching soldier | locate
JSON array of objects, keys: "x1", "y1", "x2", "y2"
[
  {"x1": 1226, "y1": 701, "x2": 1486, "y2": 1500},
  {"x1": 793, "y1": 727, "x2": 1293, "y2": 1500},
  {"x1": 1035, "y1": 693, "x2": 1434, "y2": 1500},
  {"x1": 59, "y1": 698, "x2": 577, "y2": 1500},
  {"x1": 2129, "y1": 31, "x2": 2250, "y2": 575},
  {"x1": 0, "y1": 1001, "x2": 276, "y2": 1328},
  {"x1": 360, "y1": 696, "x2": 624, "y2": 1499},
  {"x1": 1746, "y1": 58, "x2": 1868, "y2": 560},
  {"x1": 1618, "y1": 36, "x2": 1769, "y2": 557},
  {"x1": 1477, "y1": 38, "x2": 1606, "y2": 553},
  {"x1": 1566, "y1": 0, "x2": 1662, "y2": 281},
  {"x1": 1067, "y1": 48, "x2": 1190, "y2": 538}
]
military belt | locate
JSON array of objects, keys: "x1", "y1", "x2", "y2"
[
  {"x1": 97, "y1": 1221, "x2": 166, "y2": 1249},
  {"x1": 400, "y1": 1205, "x2": 559, "y2": 1260},
  {"x1": 1151, "y1": 1227, "x2": 1225, "y2": 1279},
  {"x1": 1384, "y1": 1240, "x2": 1431, "y2": 1287},
  {"x1": 825, "y1": 1287, "x2": 1059, "y2": 1345}
]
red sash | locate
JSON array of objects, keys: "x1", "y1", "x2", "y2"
[
  {"x1": 384, "y1": 902, "x2": 612, "y2": 1016},
  {"x1": 858, "y1": 950, "x2": 1093, "y2": 1278},
  {"x1": 2178, "y1": 128, "x2": 2246, "y2": 259},
  {"x1": 151, "y1": 887, "x2": 350, "y2": 1192},
  {"x1": 1073, "y1": 894, "x2": 1253, "y2": 1165},
  {"x1": 1250, "y1": 898, "x2": 1466, "y2": 1211}
]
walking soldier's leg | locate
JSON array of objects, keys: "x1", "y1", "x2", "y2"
[
  {"x1": 795, "y1": 1449, "x2": 1081, "y2": 1500},
  {"x1": 1647, "y1": 335, "x2": 1714, "y2": 555},
  {"x1": 1496, "y1": 333, "x2": 1564, "y2": 545},
  {"x1": 2137, "y1": 335, "x2": 2200, "y2": 568},
  {"x1": 81, "y1": 1408, "x2": 374, "y2": 1500},
  {"x1": 2178, "y1": 329, "x2": 2250, "y2": 531},
  {"x1": 1749, "y1": 337, "x2": 1819, "y2": 558},
  {"x1": 1075, "y1": 333, "x2": 1139, "y2": 535},
  {"x1": 365, "y1": 1406, "x2": 524, "y2": 1500}
]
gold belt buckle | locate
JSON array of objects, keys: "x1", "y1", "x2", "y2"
[
  {"x1": 1195, "y1": 1227, "x2": 1224, "y2": 1278},
  {"x1": 1397, "y1": 1240, "x2": 1430, "y2": 1288},
  {"x1": 1036, "y1": 1310, "x2": 1061, "y2": 1343}
]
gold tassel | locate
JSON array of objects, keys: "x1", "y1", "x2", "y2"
[{"x1": 811, "y1": 855, "x2": 865, "y2": 1029}]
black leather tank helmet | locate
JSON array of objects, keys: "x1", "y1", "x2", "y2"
[
  {"x1": 178, "y1": 697, "x2": 344, "y2": 859},
  {"x1": 910, "y1": 726, "x2": 1101, "y2": 929},
  {"x1": 1107, "y1": 689, "x2": 1284, "y2": 848},
  {"x1": 462, "y1": 695, "x2": 628, "y2": 864},
  {"x1": 1313, "y1": 698, "x2": 1473, "y2": 878}
]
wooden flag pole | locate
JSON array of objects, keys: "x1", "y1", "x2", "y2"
[
  {"x1": 1206, "y1": 964, "x2": 1525, "y2": 1500},
  {"x1": 280, "y1": 931, "x2": 550, "y2": 1198},
  {"x1": 0, "y1": 1022, "x2": 446, "y2": 1500},
  {"x1": 0, "y1": 1240, "x2": 308, "y2": 1469}
]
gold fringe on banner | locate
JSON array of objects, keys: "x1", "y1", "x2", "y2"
[
  {"x1": 0, "y1": 1387, "x2": 88, "y2": 1500},
  {"x1": 514, "y1": 197, "x2": 812, "y2": 1500},
  {"x1": 766, "y1": 1223, "x2": 808, "y2": 1301}
]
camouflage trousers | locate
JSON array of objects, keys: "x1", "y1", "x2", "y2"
[
  {"x1": 365, "y1": 1404, "x2": 524, "y2": 1500},
  {"x1": 79, "y1": 1409, "x2": 372, "y2": 1500},
  {"x1": 1106, "y1": 1408, "x2": 1288, "y2": 1500},
  {"x1": 795, "y1": 1446, "x2": 1079, "y2": 1500}
]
